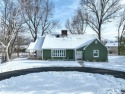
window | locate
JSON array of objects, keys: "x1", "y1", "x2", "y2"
[
  {"x1": 51, "y1": 50, "x2": 66, "y2": 57},
  {"x1": 93, "y1": 50, "x2": 99, "y2": 57}
]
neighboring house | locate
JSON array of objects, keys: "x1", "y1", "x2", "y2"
[
  {"x1": 105, "y1": 41, "x2": 118, "y2": 55},
  {"x1": 20, "y1": 45, "x2": 29, "y2": 51},
  {"x1": 41, "y1": 34, "x2": 108, "y2": 62},
  {"x1": 15, "y1": 45, "x2": 28, "y2": 52}
]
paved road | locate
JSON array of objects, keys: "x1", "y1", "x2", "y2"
[{"x1": 0, "y1": 67, "x2": 125, "y2": 81}]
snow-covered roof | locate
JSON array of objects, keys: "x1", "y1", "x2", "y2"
[
  {"x1": 76, "y1": 38, "x2": 96, "y2": 49},
  {"x1": 27, "y1": 36, "x2": 45, "y2": 51},
  {"x1": 27, "y1": 42, "x2": 35, "y2": 51},
  {"x1": 33, "y1": 36, "x2": 45, "y2": 50},
  {"x1": 105, "y1": 42, "x2": 118, "y2": 47},
  {"x1": 42, "y1": 34, "x2": 97, "y2": 49}
]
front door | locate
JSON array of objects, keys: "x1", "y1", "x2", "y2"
[{"x1": 76, "y1": 51, "x2": 83, "y2": 60}]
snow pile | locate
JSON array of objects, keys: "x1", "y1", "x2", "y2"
[
  {"x1": 84, "y1": 56, "x2": 125, "y2": 72},
  {"x1": 0, "y1": 72, "x2": 125, "y2": 94}
]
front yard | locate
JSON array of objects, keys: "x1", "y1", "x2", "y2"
[
  {"x1": 0, "y1": 56, "x2": 125, "y2": 73},
  {"x1": 0, "y1": 56, "x2": 125, "y2": 94},
  {"x1": 0, "y1": 72, "x2": 125, "y2": 94}
]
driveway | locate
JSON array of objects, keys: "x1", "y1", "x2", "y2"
[{"x1": 0, "y1": 67, "x2": 125, "y2": 81}]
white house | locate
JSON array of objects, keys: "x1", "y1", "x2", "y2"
[{"x1": 105, "y1": 41, "x2": 118, "y2": 55}]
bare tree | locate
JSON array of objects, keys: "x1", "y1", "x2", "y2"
[
  {"x1": 81, "y1": 0, "x2": 122, "y2": 40},
  {"x1": 65, "y1": 8, "x2": 88, "y2": 34},
  {"x1": 65, "y1": 19, "x2": 73, "y2": 34},
  {"x1": 20, "y1": 0, "x2": 57, "y2": 41},
  {"x1": 41, "y1": 0, "x2": 59, "y2": 35},
  {"x1": 0, "y1": 0, "x2": 25, "y2": 62},
  {"x1": 117, "y1": 9, "x2": 125, "y2": 55}
]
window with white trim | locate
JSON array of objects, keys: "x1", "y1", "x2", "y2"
[
  {"x1": 51, "y1": 50, "x2": 66, "y2": 57},
  {"x1": 93, "y1": 50, "x2": 99, "y2": 57}
]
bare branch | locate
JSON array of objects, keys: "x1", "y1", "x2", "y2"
[{"x1": 81, "y1": 0, "x2": 122, "y2": 40}]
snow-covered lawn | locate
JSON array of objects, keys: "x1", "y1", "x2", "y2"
[
  {"x1": 0, "y1": 56, "x2": 125, "y2": 73},
  {"x1": 0, "y1": 72, "x2": 125, "y2": 94},
  {"x1": 84, "y1": 56, "x2": 125, "y2": 72},
  {"x1": 0, "y1": 58, "x2": 80, "y2": 73},
  {"x1": 0, "y1": 56, "x2": 125, "y2": 94}
]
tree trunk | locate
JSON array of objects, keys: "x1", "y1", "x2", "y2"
[
  {"x1": 5, "y1": 46, "x2": 10, "y2": 62},
  {"x1": 34, "y1": 30, "x2": 37, "y2": 41},
  {"x1": 98, "y1": 23, "x2": 102, "y2": 41},
  {"x1": 17, "y1": 46, "x2": 19, "y2": 57},
  {"x1": 98, "y1": 29, "x2": 101, "y2": 41},
  {"x1": 118, "y1": 44, "x2": 120, "y2": 55},
  {"x1": 4, "y1": 35, "x2": 15, "y2": 62},
  {"x1": 98, "y1": 33, "x2": 101, "y2": 41},
  {"x1": 118, "y1": 31, "x2": 120, "y2": 55},
  {"x1": 34, "y1": 36, "x2": 37, "y2": 42}
]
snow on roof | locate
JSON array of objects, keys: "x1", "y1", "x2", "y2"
[
  {"x1": 42, "y1": 34, "x2": 97, "y2": 49},
  {"x1": 33, "y1": 36, "x2": 45, "y2": 50},
  {"x1": 76, "y1": 38, "x2": 96, "y2": 49},
  {"x1": 26, "y1": 42, "x2": 35, "y2": 51},
  {"x1": 105, "y1": 42, "x2": 118, "y2": 47},
  {"x1": 26, "y1": 36, "x2": 45, "y2": 51}
]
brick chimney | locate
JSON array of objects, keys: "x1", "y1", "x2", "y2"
[{"x1": 61, "y1": 30, "x2": 67, "y2": 36}]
